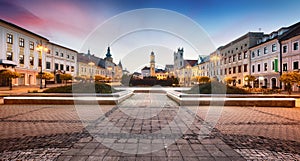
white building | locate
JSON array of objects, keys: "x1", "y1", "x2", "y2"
[
  {"x1": 0, "y1": 19, "x2": 48, "y2": 86},
  {"x1": 46, "y1": 42, "x2": 77, "y2": 83}
]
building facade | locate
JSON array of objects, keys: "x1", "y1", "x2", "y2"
[
  {"x1": 46, "y1": 42, "x2": 77, "y2": 83},
  {"x1": 219, "y1": 32, "x2": 264, "y2": 87},
  {"x1": 249, "y1": 34, "x2": 281, "y2": 88},
  {"x1": 0, "y1": 19, "x2": 49, "y2": 86},
  {"x1": 280, "y1": 23, "x2": 300, "y2": 91}
]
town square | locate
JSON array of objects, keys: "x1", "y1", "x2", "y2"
[{"x1": 1, "y1": 0, "x2": 300, "y2": 161}]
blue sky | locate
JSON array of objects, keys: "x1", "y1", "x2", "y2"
[{"x1": 0, "y1": 0, "x2": 300, "y2": 71}]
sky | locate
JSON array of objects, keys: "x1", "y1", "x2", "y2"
[{"x1": 1, "y1": 0, "x2": 300, "y2": 72}]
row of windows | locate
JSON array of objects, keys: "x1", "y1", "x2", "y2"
[
  {"x1": 252, "y1": 61, "x2": 278, "y2": 73},
  {"x1": 282, "y1": 62, "x2": 299, "y2": 71},
  {"x1": 282, "y1": 42, "x2": 299, "y2": 53},
  {"x1": 223, "y1": 52, "x2": 248, "y2": 64},
  {"x1": 222, "y1": 43, "x2": 248, "y2": 56},
  {"x1": 49, "y1": 63, "x2": 74, "y2": 72},
  {"x1": 6, "y1": 33, "x2": 76, "y2": 60},
  {"x1": 224, "y1": 64, "x2": 248, "y2": 75},
  {"x1": 54, "y1": 51, "x2": 75, "y2": 60},
  {"x1": 80, "y1": 67, "x2": 105, "y2": 75},
  {"x1": 7, "y1": 33, "x2": 35, "y2": 50},
  {"x1": 252, "y1": 42, "x2": 299, "y2": 58},
  {"x1": 251, "y1": 44, "x2": 277, "y2": 58},
  {"x1": 6, "y1": 52, "x2": 35, "y2": 66}
]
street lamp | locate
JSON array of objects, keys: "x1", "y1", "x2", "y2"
[{"x1": 36, "y1": 43, "x2": 48, "y2": 89}]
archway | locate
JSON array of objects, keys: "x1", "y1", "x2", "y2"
[{"x1": 271, "y1": 78, "x2": 277, "y2": 89}]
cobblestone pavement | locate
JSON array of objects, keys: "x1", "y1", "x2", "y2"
[{"x1": 0, "y1": 93, "x2": 300, "y2": 160}]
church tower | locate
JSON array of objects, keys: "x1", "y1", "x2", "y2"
[
  {"x1": 150, "y1": 51, "x2": 155, "y2": 77},
  {"x1": 105, "y1": 46, "x2": 113, "y2": 62}
]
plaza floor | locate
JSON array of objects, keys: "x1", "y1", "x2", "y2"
[{"x1": 0, "y1": 93, "x2": 300, "y2": 160}]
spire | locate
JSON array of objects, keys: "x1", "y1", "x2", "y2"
[
  {"x1": 118, "y1": 60, "x2": 123, "y2": 69},
  {"x1": 87, "y1": 49, "x2": 91, "y2": 55},
  {"x1": 106, "y1": 46, "x2": 112, "y2": 58}
]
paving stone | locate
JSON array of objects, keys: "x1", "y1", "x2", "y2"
[{"x1": 1, "y1": 94, "x2": 300, "y2": 160}]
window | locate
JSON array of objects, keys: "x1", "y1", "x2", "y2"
[
  {"x1": 66, "y1": 65, "x2": 70, "y2": 71},
  {"x1": 55, "y1": 52, "x2": 59, "y2": 56},
  {"x1": 60, "y1": 64, "x2": 64, "y2": 70},
  {"x1": 47, "y1": 49, "x2": 51, "y2": 54},
  {"x1": 233, "y1": 55, "x2": 236, "y2": 62},
  {"x1": 29, "y1": 56, "x2": 34, "y2": 66},
  {"x1": 283, "y1": 63, "x2": 287, "y2": 71},
  {"x1": 67, "y1": 55, "x2": 70, "y2": 59},
  {"x1": 257, "y1": 49, "x2": 261, "y2": 56},
  {"x1": 238, "y1": 65, "x2": 242, "y2": 73},
  {"x1": 19, "y1": 38, "x2": 24, "y2": 47},
  {"x1": 244, "y1": 52, "x2": 248, "y2": 59},
  {"x1": 293, "y1": 42, "x2": 299, "y2": 50},
  {"x1": 19, "y1": 55, "x2": 24, "y2": 64},
  {"x1": 264, "y1": 63, "x2": 267, "y2": 71},
  {"x1": 272, "y1": 61, "x2": 274, "y2": 70},
  {"x1": 29, "y1": 41, "x2": 34, "y2": 50},
  {"x1": 38, "y1": 58, "x2": 42, "y2": 67},
  {"x1": 7, "y1": 33, "x2": 13, "y2": 44},
  {"x1": 233, "y1": 67, "x2": 236, "y2": 74},
  {"x1": 224, "y1": 58, "x2": 227, "y2": 64},
  {"x1": 293, "y1": 61, "x2": 299, "y2": 70},
  {"x1": 238, "y1": 53, "x2": 242, "y2": 60},
  {"x1": 252, "y1": 65, "x2": 255, "y2": 73},
  {"x1": 258, "y1": 64, "x2": 261, "y2": 72},
  {"x1": 71, "y1": 66, "x2": 74, "y2": 72},
  {"x1": 229, "y1": 68, "x2": 231, "y2": 74},
  {"x1": 6, "y1": 52, "x2": 13, "y2": 60},
  {"x1": 72, "y1": 56, "x2": 74, "y2": 60},
  {"x1": 46, "y1": 62, "x2": 51, "y2": 69},
  {"x1": 244, "y1": 64, "x2": 248, "y2": 72},
  {"x1": 264, "y1": 47, "x2": 268, "y2": 54},
  {"x1": 224, "y1": 68, "x2": 227, "y2": 75},
  {"x1": 55, "y1": 63, "x2": 59, "y2": 70},
  {"x1": 229, "y1": 56, "x2": 232, "y2": 63},
  {"x1": 251, "y1": 51, "x2": 255, "y2": 58},
  {"x1": 272, "y1": 44, "x2": 277, "y2": 52},
  {"x1": 60, "y1": 53, "x2": 64, "y2": 57},
  {"x1": 81, "y1": 67, "x2": 83, "y2": 72},
  {"x1": 283, "y1": 45, "x2": 288, "y2": 53}
]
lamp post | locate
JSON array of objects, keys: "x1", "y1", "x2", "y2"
[{"x1": 36, "y1": 42, "x2": 48, "y2": 89}]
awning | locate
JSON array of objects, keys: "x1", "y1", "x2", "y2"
[{"x1": 0, "y1": 59, "x2": 17, "y2": 67}]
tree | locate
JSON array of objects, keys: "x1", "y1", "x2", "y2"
[
  {"x1": 197, "y1": 76, "x2": 210, "y2": 84},
  {"x1": 60, "y1": 73, "x2": 73, "y2": 85},
  {"x1": 280, "y1": 72, "x2": 300, "y2": 94},
  {"x1": 224, "y1": 77, "x2": 234, "y2": 85},
  {"x1": 172, "y1": 76, "x2": 179, "y2": 86},
  {"x1": 42, "y1": 72, "x2": 54, "y2": 88},
  {"x1": 0, "y1": 69, "x2": 19, "y2": 90},
  {"x1": 95, "y1": 75, "x2": 106, "y2": 82},
  {"x1": 244, "y1": 75, "x2": 256, "y2": 88}
]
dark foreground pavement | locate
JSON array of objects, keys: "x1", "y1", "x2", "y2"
[{"x1": 0, "y1": 93, "x2": 300, "y2": 160}]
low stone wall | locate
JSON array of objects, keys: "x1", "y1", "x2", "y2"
[
  {"x1": 3, "y1": 91, "x2": 133, "y2": 105},
  {"x1": 167, "y1": 91, "x2": 296, "y2": 107}
]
